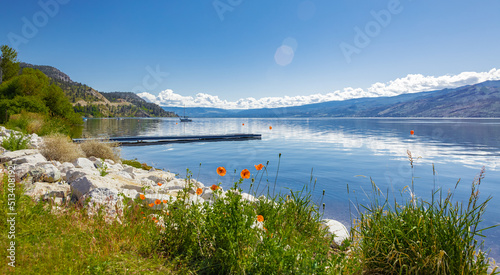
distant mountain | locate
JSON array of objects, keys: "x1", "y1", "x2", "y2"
[
  {"x1": 19, "y1": 62, "x2": 177, "y2": 118},
  {"x1": 161, "y1": 80, "x2": 500, "y2": 118},
  {"x1": 101, "y1": 92, "x2": 176, "y2": 117}
]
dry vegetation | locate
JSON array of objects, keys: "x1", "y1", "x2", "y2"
[{"x1": 40, "y1": 134, "x2": 120, "y2": 162}]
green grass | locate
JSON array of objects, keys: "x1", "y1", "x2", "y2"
[
  {"x1": 349, "y1": 168, "x2": 499, "y2": 275},
  {"x1": 1, "y1": 132, "x2": 31, "y2": 151},
  {"x1": 0, "y1": 168, "x2": 172, "y2": 274}
]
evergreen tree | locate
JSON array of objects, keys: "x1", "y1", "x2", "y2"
[{"x1": 0, "y1": 45, "x2": 20, "y2": 83}]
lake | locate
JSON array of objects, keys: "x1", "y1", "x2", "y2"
[{"x1": 83, "y1": 117, "x2": 500, "y2": 259}]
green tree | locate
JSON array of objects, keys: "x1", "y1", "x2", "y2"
[{"x1": 0, "y1": 45, "x2": 20, "y2": 83}]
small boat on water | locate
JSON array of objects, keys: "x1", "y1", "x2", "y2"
[{"x1": 179, "y1": 106, "x2": 192, "y2": 122}]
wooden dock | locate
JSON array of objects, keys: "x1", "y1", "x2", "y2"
[{"x1": 73, "y1": 134, "x2": 261, "y2": 146}]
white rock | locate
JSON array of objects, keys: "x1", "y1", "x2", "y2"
[
  {"x1": 14, "y1": 163, "x2": 36, "y2": 179},
  {"x1": 25, "y1": 182, "x2": 71, "y2": 203},
  {"x1": 321, "y1": 219, "x2": 350, "y2": 246},
  {"x1": 58, "y1": 162, "x2": 75, "y2": 177},
  {"x1": 120, "y1": 189, "x2": 139, "y2": 199},
  {"x1": 1, "y1": 149, "x2": 39, "y2": 163},
  {"x1": 82, "y1": 187, "x2": 123, "y2": 222},
  {"x1": 66, "y1": 168, "x2": 99, "y2": 183},
  {"x1": 12, "y1": 153, "x2": 47, "y2": 165},
  {"x1": 72, "y1": 157, "x2": 96, "y2": 170},
  {"x1": 241, "y1": 193, "x2": 257, "y2": 202},
  {"x1": 36, "y1": 163, "x2": 61, "y2": 182}
]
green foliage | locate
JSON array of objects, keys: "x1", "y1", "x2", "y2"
[
  {"x1": 351, "y1": 169, "x2": 497, "y2": 274},
  {"x1": 0, "y1": 171, "x2": 171, "y2": 274},
  {"x1": 1, "y1": 132, "x2": 30, "y2": 151},
  {"x1": 122, "y1": 158, "x2": 152, "y2": 170},
  {"x1": 156, "y1": 169, "x2": 334, "y2": 274},
  {"x1": 0, "y1": 66, "x2": 83, "y2": 135},
  {"x1": 0, "y1": 45, "x2": 20, "y2": 82}
]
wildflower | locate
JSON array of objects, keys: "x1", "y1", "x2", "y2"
[
  {"x1": 241, "y1": 169, "x2": 251, "y2": 179},
  {"x1": 254, "y1": 163, "x2": 264, "y2": 170},
  {"x1": 140, "y1": 194, "x2": 146, "y2": 200},
  {"x1": 149, "y1": 203, "x2": 154, "y2": 207},
  {"x1": 196, "y1": 188, "x2": 203, "y2": 195},
  {"x1": 210, "y1": 184, "x2": 219, "y2": 191},
  {"x1": 141, "y1": 211, "x2": 144, "y2": 214},
  {"x1": 163, "y1": 200, "x2": 168, "y2": 204},
  {"x1": 157, "y1": 182, "x2": 162, "y2": 186},
  {"x1": 154, "y1": 220, "x2": 159, "y2": 223},
  {"x1": 257, "y1": 215, "x2": 264, "y2": 222},
  {"x1": 143, "y1": 217, "x2": 146, "y2": 219},
  {"x1": 217, "y1": 166, "x2": 226, "y2": 176},
  {"x1": 155, "y1": 199, "x2": 161, "y2": 205}
]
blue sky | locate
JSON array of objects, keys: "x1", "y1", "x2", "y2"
[{"x1": 1, "y1": 0, "x2": 500, "y2": 108}]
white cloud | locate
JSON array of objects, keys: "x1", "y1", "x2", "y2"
[{"x1": 138, "y1": 68, "x2": 500, "y2": 109}]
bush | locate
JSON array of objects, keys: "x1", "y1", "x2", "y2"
[
  {"x1": 1, "y1": 132, "x2": 30, "y2": 151},
  {"x1": 40, "y1": 133, "x2": 84, "y2": 162},
  {"x1": 122, "y1": 158, "x2": 152, "y2": 170},
  {"x1": 155, "y1": 168, "x2": 335, "y2": 274},
  {"x1": 79, "y1": 138, "x2": 120, "y2": 162},
  {"x1": 351, "y1": 168, "x2": 497, "y2": 274}
]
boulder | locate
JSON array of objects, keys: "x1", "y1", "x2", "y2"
[
  {"x1": 72, "y1": 157, "x2": 96, "y2": 171},
  {"x1": 57, "y1": 162, "x2": 75, "y2": 178},
  {"x1": 25, "y1": 182, "x2": 71, "y2": 204},
  {"x1": 321, "y1": 219, "x2": 350, "y2": 246},
  {"x1": 1, "y1": 149, "x2": 39, "y2": 163},
  {"x1": 12, "y1": 153, "x2": 47, "y2": 165},
  {"x1": 66, "y1": 168, "x2": 99, "y2": 183},
  {"x1": 14, "y1": 163, "x2": 36, "y2": 179},
  {"x1": 82, "y1": 187, "x2": 124, "y2": 222},
  {"x1": 36, "y1": 163, "x2": 61, "y2": 182}
]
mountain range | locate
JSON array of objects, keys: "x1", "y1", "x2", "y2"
[
  {"x1": 19, "y1": 62, "x2": 177, "y2": 118},
  {"x1": 161, "y1": 80, "x2": 500, "y2": 118}
]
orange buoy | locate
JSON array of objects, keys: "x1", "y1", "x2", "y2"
[
  {"x1": 242, "y1": 123, "x2": 245, "y2": 126},
  {"x1": 269, "y1": 126, "x2": 272, "y2": 130},
  {"x1": 410, "y1": 130, "x2": 414, "y2": 135}
]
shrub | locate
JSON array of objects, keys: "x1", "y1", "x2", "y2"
[
  {"x1": 1, "y1": 132, "x2": 30, "y2": 151},
  {"x1": 155, "y1": 168, "x2": 335, "y2": 274},
  {"x1": 40, "y1": 133, "x2": 84, "y2": 162},
  {"x1": 79, "y1": 138, "x2": 120, "y2": 162},
  {"x1": 351, "y1": 168, "x2": 497, "y2": 274},
  {"x1": 122, "y1": 158, "x2": 152, "y2": 170}
]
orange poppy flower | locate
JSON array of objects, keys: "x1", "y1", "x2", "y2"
[
  {"x1": 149, "y1": 203, "x2": 154, "y2": 207},
  {"x1": 257, "y1": 215, "x2": 264, "y2": 222},
  {"x1": 166, "y1": 212, "x2": 170, "y2": 216},
  {"x1": 210, "y1": 184, "x2": 219, "y2": 191},
  {"x1": 141, "y1": 211, "x2": 144, "y2": 214},
  {"x1": 196, "y1": 188, "x2": 203, "y2": 195},
  {"x1": 269, "y1": 126, "x2": 272, "y2": 130},
  {"x1": 140, "y1": 194, "x2": 146, "y2": 200},
  {"x1": 143, "y1": 217, "x2": 146, "y2": 219},
  {"x1": 217, "y1": 166, "x2": 226, "y2": 176},
  {"x1": 152, "y1": 217, "x2": 156, "y2": 220},
  {"x1": 240, "y1": 169, "x2": 250, "y2": 179},
  {"x1": 163, "y1": 200, "x2": 168, "y2": 204},
  {"x1": 155, "y1": 199, "x2": 161, "y2": 205},
  {"x1": 254, "y1": 163, "x2": 263, "y2": 171},
  {"x1": 154, "y1": 220, "x2": 159, "y2": 223},
  {"x1": 157, "y1": 182, "x2": 163, "y2": 186}
]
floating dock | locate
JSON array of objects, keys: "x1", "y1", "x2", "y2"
[{"x1": 73, "y1": 134, "x2": 261, "y2": 146}]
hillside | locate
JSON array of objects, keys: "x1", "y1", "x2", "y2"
[
  {"x1": 161, "y1": 81, "x2": 500, "y2": 118},
  {"x1": 19, "y1": 63, "x2": 177, "y2": 118}
]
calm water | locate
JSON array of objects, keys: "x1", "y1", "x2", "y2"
[{"x1": 83, "y1": 117, "x2": 500, "y2": 259}]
